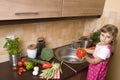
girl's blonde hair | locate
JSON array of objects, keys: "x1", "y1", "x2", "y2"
[{"x1": 100, "y1": 24, "x2": 118, "y2": 50}]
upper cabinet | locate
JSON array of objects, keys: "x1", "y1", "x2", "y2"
[
  {"x1": 0, "y1": 0, "x2": 62, "y2": 20},
  {"x1": 0, "y1": 0, "x2": 105, "y2": 20},
  {"x1": 62, "y1": 0, "x2": 105, "y2": 17}
]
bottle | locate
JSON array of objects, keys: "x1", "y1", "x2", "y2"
[{"x1": 36, "y1": 37, "x2": 45, "y2": 58}]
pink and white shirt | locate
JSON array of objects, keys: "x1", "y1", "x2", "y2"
[
  {"x1": 86, "y1": 43, "x2": 112, "y2": 80},
  {"x1": 93, "y1": 43, "x2": 111, "y2": 60}
]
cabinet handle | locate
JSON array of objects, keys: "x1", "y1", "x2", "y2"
[{"x1": 15, "y1": 12, "x2": 39, "y2": 15}]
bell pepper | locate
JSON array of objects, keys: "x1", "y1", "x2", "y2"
[
  {"x1": 76, "y1": 48, "x2": 86, "y2": 59},
  {"x1": 26, "y1": 61, "x2": 34, "y2": 70},
  {"x1": 42, "y1": 62, "x2": 52, "y2": 69}
]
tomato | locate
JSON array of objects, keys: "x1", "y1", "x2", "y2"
[
  {"x1": 17, "y1": 61, "x2": 23, "y2": 67},
  {"x1": 20, "y1": 57, "x2": 28, "y2": 66},
  {"x1": 76, "y1": 48, "x2": 86, "y2": 59},
  {"x1": 18, "y1": 72, "x2": 22, "y2": 75},
  {"x1": 21, "y1": 57, "x2": 27, "y2": 63},
  {"x1": 23, "y1": 61, "x2": 28, "y2": 66},
  {"x1": 34, "y1": 62, "x2": 38, "y2": 66},
  {"x1": 12, "y1": 66, "x2": 18, "y2": 71},
  {"x1": 19, "y1": 67, "x2": 24, "y2": 70},
  {"x1": 42, "y1": 62, "x2": 52, "y2": 69},
  {"x1": 22, "y1": 68, "x2": 26, "y2": 72}
]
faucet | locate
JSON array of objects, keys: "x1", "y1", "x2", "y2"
[{"x1": 71, "y1": 41, "x2": 76, "y2": 49}]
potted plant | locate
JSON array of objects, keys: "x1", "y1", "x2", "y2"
[
  {"x1": 90, "y1": 30, "x2": 101, "y2": 46},
  {"x1": 3, "y1": 36, "x2": 21, "y2": 66}
]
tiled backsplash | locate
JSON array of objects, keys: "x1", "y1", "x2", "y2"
[
  {"x1": 84, "y1": 10, "x2": 120, "y2": 37},
  {"x1": 0, "y1": 20, "x2": 85, "y2": 57}
]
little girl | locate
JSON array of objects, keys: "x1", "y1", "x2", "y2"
[{"x1": 85, "y1": 24, "x2": 118, "y2": 80}]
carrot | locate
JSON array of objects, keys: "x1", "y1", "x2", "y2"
[{"x1": 88, "y1": 46, "x2": 96, "y2": 50}]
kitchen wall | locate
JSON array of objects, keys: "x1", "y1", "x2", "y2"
[
  {"x1": 83, "y1": 0, "x2": 120, "y2": 80},
  {"x1": 0, "y1": 20, "x2": 85, "y2": 62}
]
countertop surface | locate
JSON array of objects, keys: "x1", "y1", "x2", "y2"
[
  {"x1": 0, "y1": 57, "x2": 88, "y2": 80},
  {"x1": 0, "y1": 45, "x2": 89, "y2": 80}
]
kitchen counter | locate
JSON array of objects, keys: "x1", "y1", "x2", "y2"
[
  {"x1": 0, "y1": 58, "x2": 88, "y2": 80},
  {"x1": 0, "y1": 45, "x2": 88, "y2": 80}
]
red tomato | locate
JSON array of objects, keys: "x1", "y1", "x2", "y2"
[
  {"x1": 19, "y1": 67, "x2": 24, "y2": 70},
  {"x1": 21, "y1": 57, "x2": 27, "y2": 63},
  {"x1": 23, "y1": 61, "x2": 28, "y2": 66},
  {"x1": 18, "y1": 67, "x2": 24, "y2": 73},
  {"x1": 42, "y1": 62, "x2": 52, "y2": 69},
  {"x1": 76, "y1": 48, "x2": 86, "y2": 59},
  {"x1": 12, "y1": 66, "x2": 18, "y2": 71},
  {"x1": 18, "y1": 72, "x2": 22, "y2": 75},
  {"x1": 22, "y1": 68, "x2": 26, "y2": 72},
  {"x1": 34, "y1": 62, "x2": 38, "y2": 66},
  {"x1": 17, "y1": 61, "x2": 23, "y2": 67}
]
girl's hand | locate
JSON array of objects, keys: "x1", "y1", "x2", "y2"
[
  {"x1": 82, "y1": 54, "x2": 89, "y2": 61},
  {"x1": 81, "y1": 56, "x2": 86, "y2": 60},
  {"x1": 84, "y1": 54, "x2": 88, "y2": 59},
  {"x1": 84, "y1": 48, "x2": 94, "y2": 54}
]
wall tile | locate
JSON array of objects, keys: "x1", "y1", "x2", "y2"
[{"x1": 0, "y1": 20, "x2": 85, "y2": 62}]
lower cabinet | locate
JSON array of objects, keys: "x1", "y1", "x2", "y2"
[{"x1": 67, "y1": 67, "x2": 88, "y2": 80}]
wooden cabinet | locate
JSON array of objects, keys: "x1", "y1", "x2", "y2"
[
  {"x1": 0, "y1": 0, "x2": 62, "y2": 20},
  {"x1": 62, "y1": 0, "x2": 105, "y2": 17},
  {"x1": 0, "y1": 0, "x2": 105, "y2": 20},
  {"x1": 67, "y1": 68, "x2": 88, "y2": 80}
]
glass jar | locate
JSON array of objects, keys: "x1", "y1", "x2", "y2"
[{"x1": 36, "y1": 37, "x2": 45, "y2": 58}]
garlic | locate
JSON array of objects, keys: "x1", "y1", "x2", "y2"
[
  {"x1": 34, "y1": 66, "x2": 39, "y2": 71},
  {"x1": 32, "y1": 71, "x2": 38, "y2": 75},
  {"x1": 32, "y1": 66, "x2": 39, "y2": 76}
]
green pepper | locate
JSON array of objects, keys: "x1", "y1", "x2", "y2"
[{"x1": 26, "y1": 61, "x2": 34, "y2": 70}]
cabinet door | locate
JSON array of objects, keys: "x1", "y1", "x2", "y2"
[
  {"x1": 62, "y1": 0, "x2": 105, "y2": 17},
  {"x1": 0, "y1": 0, "x2": 62, "y2": 20}
]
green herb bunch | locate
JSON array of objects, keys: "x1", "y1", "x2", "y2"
[
  {"x1": 90, "y1": 30, "x2": 101, "y2": 46},
  {"x1": 3, "y1": 37, "x2": 20, "y2": 55}
]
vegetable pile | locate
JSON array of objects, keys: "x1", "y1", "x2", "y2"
[
  {"x1": 39, "y1": 62, "x2": 62, "y2": 80},
  {"x1": 11, "y1": 47, "x2": 62, "y2": 79},
  {"x1": 12, "y1": 57, "x2": 38, "y2": 75},
  {"x1": 26, "y1": 57, "x2": 63, "y2": 80},
  {"x1": 26, "y1": 57, "x2": 52, "y2": 69}
]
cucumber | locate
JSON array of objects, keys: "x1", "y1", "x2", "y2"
[{"x1": 26, "y1": 57, "x2": 44, "y2": 64}]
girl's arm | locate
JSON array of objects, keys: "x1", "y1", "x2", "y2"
[
  {"x1": 85, "y1": 48, "x2": 94, "y2": 54},
  {"x1": 85, "y1": 55, "x2": 103, "y2": 64}
]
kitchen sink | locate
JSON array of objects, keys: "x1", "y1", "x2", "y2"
[{"x1": 54, "y1": 46, "x2": 86, "y2": 64}]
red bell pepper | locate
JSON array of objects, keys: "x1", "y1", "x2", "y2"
[
  {"x1": 76, "y1": 48, "x2": 86, "y2": 59},
  {"x1": 42, "y1": 62, "x2": 52, "y2": 69}
]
